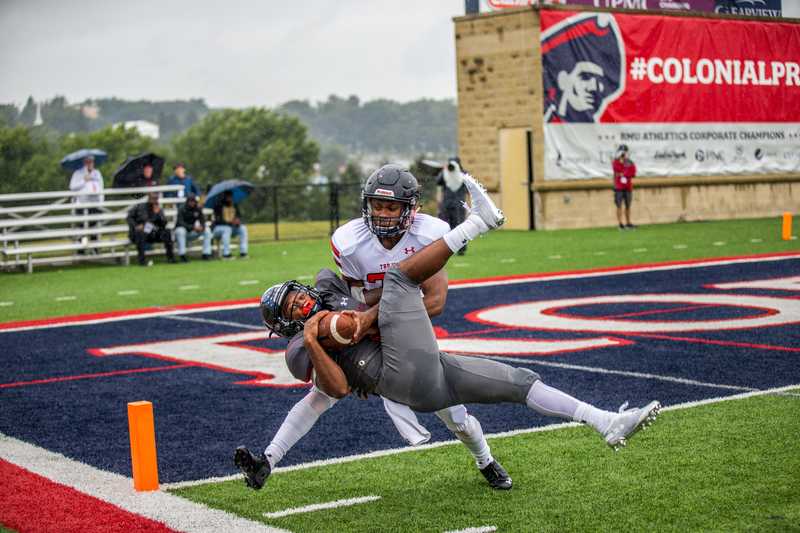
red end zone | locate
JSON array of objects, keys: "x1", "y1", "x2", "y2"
[{"x1": 0, "y1": 458, "x2": 175, "y2": 533}]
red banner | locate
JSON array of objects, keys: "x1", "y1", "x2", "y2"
[
  {"x1": 540, "y1": 10, "x2": 800, "y2": 180},
  {"x1": 541, "y1": 10, "x2": 800, "y2": 123}
]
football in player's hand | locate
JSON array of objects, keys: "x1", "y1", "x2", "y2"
[{"x1": 318, "y1": 312, "x2": 357, "y2": 350}]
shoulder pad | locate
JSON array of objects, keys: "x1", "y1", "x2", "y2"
[
  {"x1": 331, "y1": 218, "x2": 371, "y2": 257},
  {"x1": 409, "y1": 213, "x2": 451, "y2": 244}
]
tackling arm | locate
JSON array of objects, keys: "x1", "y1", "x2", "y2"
[{"x1": 302, "y1": 311, "x2": 350, "y2": 398}]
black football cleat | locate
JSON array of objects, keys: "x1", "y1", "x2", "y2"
[
  {"x1": 480, "y1": 460, "x2": 513, "y2": 490},
  {"x1": 234, "y1": 446, "x2": 271, "y2": 490}
]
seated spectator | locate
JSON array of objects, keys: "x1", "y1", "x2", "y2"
[
  {"x1": 175, "y1": 194, "x2": 212, "y2": 262},
  {"x1": 212, "y1": 191, "x2": 248, "y2": 259},
  {"x1": 127, "y1": 192, "x2": 176, "y2": 266},
  {"x1": 166, "y1": 162, "x2": 200, "y2": 198}
]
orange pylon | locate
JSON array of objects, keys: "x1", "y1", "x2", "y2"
[
  {"x1": 782, "y1": 212, "x2": 793, "y2": 241},
  {"x1": 127, "y1": 401, "x2": 159, "y2": 491}
]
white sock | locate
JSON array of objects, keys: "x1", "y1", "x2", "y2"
[
  {"x1": 264, "y1": 388, "x2": 337, "y2": 468},
  {"x1": 436, "y1": 407, "x2": 493, "y2": 469},
  {"x1": 574, "y1": 402, "x2": 615, "y2": 434},
  {"x1": 526, "y1": 381, "x2": 614, "y2": 434},
  {"x1": 442, "y1": 214, "x2": 489, "y2": 253}
]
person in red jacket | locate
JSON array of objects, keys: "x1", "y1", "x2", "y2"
[{"x1": 612, "y1": 144, "x2": 636, "y2": 230}]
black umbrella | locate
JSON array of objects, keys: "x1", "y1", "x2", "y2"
[{"x1": 112, "y1": 153, "x2": 165, "y2": 188}]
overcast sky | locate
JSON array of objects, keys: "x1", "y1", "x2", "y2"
[{"x1": 0, "y1": 0, "x2": 465, "y2": 109}]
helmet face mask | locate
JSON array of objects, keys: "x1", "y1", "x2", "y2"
[
  {"x1": 260, "y1": 281, "x2": 322, "y2": 337},
  {"x1": 361, "y1": 164, "x2": 420, "y2": 238},
  {"x1": 363, "y1": 198, "x2": 414, "y2": 238}
]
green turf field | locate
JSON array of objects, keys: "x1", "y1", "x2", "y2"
[
  {"x1": 0, "y1": 217, "x2": 796, "y2": 322},
  {"x1": 172, "y1": 389, "x2": 800, "y2": 533}
]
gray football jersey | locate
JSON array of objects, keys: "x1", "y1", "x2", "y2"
[{"x1": 284, "y1": 269, "x2": 383, "y2": 390}]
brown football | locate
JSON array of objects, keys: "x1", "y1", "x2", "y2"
[{"x1": 318, "y1": 312, "x2": 357, "y2": 350}]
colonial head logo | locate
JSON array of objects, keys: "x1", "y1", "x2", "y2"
[{"x1": 541, "y1": 13, "x2": 625, "y2": 123}]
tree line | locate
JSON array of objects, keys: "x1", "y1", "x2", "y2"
[{"x1": 1, "y1": 94, "x2": 457, "y2": 155}]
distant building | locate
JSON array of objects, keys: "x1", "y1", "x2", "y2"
[
  {"x1": 80, "y1": 104, "x2": 100, "y2": 120},
  {"x1": 116, "y1": 120, "x2": 160, "y2": 139}
]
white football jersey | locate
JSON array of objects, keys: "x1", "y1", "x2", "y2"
[{"x1": 330, "y1": 213, "x2": 450, "y2": 290}]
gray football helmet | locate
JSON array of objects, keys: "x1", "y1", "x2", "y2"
[{"x1": 361, "y1": 164, "x2": 420, "y2": 238}]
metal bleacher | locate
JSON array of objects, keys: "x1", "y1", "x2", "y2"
[{"x1": 0, "y1": 185, "x2": 187, "y2": 273}]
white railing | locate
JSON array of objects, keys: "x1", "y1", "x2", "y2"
[{"x1": 0, "y1": 185, "x2": 189, "y2": 273}]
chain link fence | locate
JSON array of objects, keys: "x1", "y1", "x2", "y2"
[{"x1": 239, "y1": 177, "x2": 439, "y2": 242}]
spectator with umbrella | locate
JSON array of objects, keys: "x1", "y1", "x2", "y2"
[
  {"x1": 206, "y1": 180, "x2": 253, "y2": 259},
  {"x1": 113, "y1": 153, "x2": 165, "y2": 188},
  {"x1": 65, "y1": 150, "x2": 106, "y2": 253}
]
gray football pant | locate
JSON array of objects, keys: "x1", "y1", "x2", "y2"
[{"x1": 374, "y1": 268, "x2": 540, "y2": 413}]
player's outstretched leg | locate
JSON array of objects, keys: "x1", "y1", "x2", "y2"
[
  {"x1": 525, "y1": 380, "x2": 660, "y2": 451},
  {"x1": 400, "y1": 173, "x2": 504, "y2": 284},
  {"x1": 234, "y1": 446, "x2": 271, "y2": 490}
]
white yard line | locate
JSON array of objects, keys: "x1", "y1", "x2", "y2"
[
  {"x1": 673, "y1": 244, "x2": 687, "y2": 250},
  {"x1": 449, "y1": 253, "x2": 800, "y2": 289},
  {"x1": 239, "y1": 280, "x2": 259, "y2": 286},
  {"x1": 5, "y1": 254, "x2": 800, "y2": 333},
  {"x1": 0, "y1": 301, "x2": 14, "y2": 307},
  {"x1": 179, "y1": 285, "x2": 200, "y2": 291},
  {"x1": 263, "y1": 496, "x2": 381, "y2": 519},
  {"x1": 163, "y1": 315, "x2": 264, "y2": 331},
  {"x1": 548, "y1": 255, "x2": 562, "y2": 260},
  {"x1": 500, "y1": 258, "x2": 516, "y2": 263},
  {"x1": 633, "y1": 248, "x2": 648, "y2": 253},
  {"x1": 750, "y1": 238, "x2": 763, "y2": 243},
  {"x1": 0, "y1": 433, "x2": 287, "y2": 533},
  {"x1": 296, "y1": 275, "x2": 313, "y2": 281},
  {"x1": 593, "y1": 251, "x2": 607, "y2": 256},
  {"x1": 117, "y1": 290, "x2": 140, "y2": 296},
  {"x1": 55, "y1": 296, "x2": 76, "y2": 301},
  {"x1": 444, "y1": 527, "x2": 497, "y2": 533},
  {"x1": 484, "y1": 356, "x2": 755, "y2": 392},
  {"x1": 712, "y1": 241, "x2": 726, "y2": 246},
  {"x1": 162, "y1": 383, "x2": 800, "y2": 490}
]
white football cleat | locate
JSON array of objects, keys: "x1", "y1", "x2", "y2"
[
  {"x1": 603, "y1": 400, "x2": 661, "y2": 451},
  {"x1": 463, "y1": 173, "x2": 505, "y2": 229}
]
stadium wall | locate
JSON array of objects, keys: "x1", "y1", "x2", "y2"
[{"x1": 453, "y1": 6, "x2": 800, "y2": 230}]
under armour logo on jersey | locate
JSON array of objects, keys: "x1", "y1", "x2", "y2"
[
  {"x1": 404, "y1": 247, "x2": 416, "y2": 255},
  {"x1": 340, "y1": 297, "x2": 349, "y2": 307}
]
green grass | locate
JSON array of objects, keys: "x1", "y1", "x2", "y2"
[
  {"x1": 172, "y1": 391, "x2": 800, "y2": 533},
  {"x1": 0, "y1": 217, "x2": 797, "y2": 323}
]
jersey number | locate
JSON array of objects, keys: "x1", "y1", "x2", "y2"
[{"x1": 366, "y1": 272, "x2": 386, "y2": 284}]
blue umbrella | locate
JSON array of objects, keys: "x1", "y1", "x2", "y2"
[
  {"x1": 60, "y1": 148, "x2": 108, "y2": 172},
  {"x1": 204, "y1": 179, "x2": 255, "y2": 208}
]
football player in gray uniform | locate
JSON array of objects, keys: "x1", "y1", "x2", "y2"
[{"x1": 236, "y1": 172, "x2": 660, "y2": 490}]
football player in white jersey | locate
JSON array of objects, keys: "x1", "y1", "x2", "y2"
[{"x1": 252, "y1": 165, "x2": 512, "y2": 490}]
